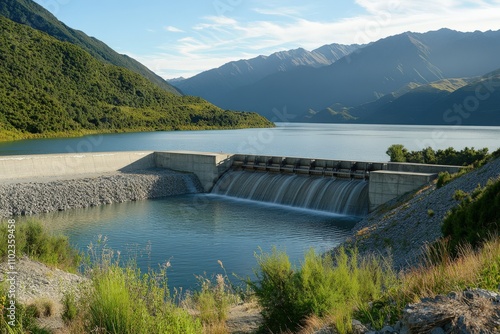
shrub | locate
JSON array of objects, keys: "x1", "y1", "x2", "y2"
[
  {"x1": 427, "y1": 209, "x2": 435, "y2": 217},
  {"x1": 0, "y1": 220, "x2": 79, "y2": 271},
  {"x1": 249, "y1": 247, "x2": 301, "y2": 332},
  {"x1": 193, "y1": 271, "x2": 238, "y2": 328},
  {"x1": 249, "y1": 247, "x2": 395, "y2": 333},
  {"x1": 453, "y1": 189, "x2": 468, "y2": 201},
  {"x1": 437, "y1": 171, "x2": 452, "y2": 188},
  {"x1": 442, "y1": 177, "x2": 500, "y2": 254},
  {"x1": 386, "y1": 145, "x2": 492, "y2": 166},
  {"x1": 386, "y1": 144, "x2": 408, "y2": 162}
]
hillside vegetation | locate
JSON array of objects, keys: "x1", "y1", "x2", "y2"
[
  {"x1": 0, "y1": 0, "x2": 180, "y2": 95},
  {"x1": 0, "y1": 17, "x2": 273, "y2": 141},
  {"x1": 385, "y1": 144, "x2": 493, "y2": 166},
  {"x1": 442, "y1": 177, "x2": 500, "y2": 253}
]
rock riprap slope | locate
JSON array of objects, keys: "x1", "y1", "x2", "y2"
[
  {"x1": 345, "y1": 157, "x2": 500, "y2": 269},
  {"x1": 0, "y1": 169, "x2": 203, "y2": 218}
]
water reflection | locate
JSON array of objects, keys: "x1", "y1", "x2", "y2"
[{"x1": 25, "y1": 195, "x2": 358, "y2": 290}]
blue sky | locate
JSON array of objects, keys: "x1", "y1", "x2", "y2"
[{"x1": 34, "y1": 0, "x2": 500, "y2": 79}]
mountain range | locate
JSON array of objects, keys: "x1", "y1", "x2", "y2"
[
  {"x1": 173, "y1": 29, "x2": 500, "y2": 125},
  {"x1": 174, "y1": 43, "x2": 361, "y2": 103}
]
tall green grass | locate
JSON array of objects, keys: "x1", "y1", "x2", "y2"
[
  {"x1": 0, "y1": 220, "x2": 79, "y2": 271},
  {"x1": 249, "y1": 247, "x2": 395, "y2": 333},
  {"x1": 82, "y1": 264, "x2": 201, "y2": 334},
  {"x1": 190, "y1": 271, "x2": 240, "y2": 334},
  {"x1": 249, "y1": 236, "x2": 500, "y2": 333},
  {"x1": 73, "y1": 236, "x2": 203, "y2": 334}
]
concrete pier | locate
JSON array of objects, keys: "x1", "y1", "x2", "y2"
[{"x1": 155, "y1": 151, "x2": 233, "y2": 192}]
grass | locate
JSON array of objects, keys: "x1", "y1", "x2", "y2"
[
  {"x1": 3, "y1": 167, "x2": 500, "y2": 333},
  {"x1": 3, "y1": 234, "x2": 500, "y2": 334},
  {"x1": 248, "y1": 247, "x2": 396, "y2": 333},
  {"x1": 61, "y1": 292, "x2": 77, "y2": 324},
  {"x1": 28, "y1": 299, "x2": 55, "y2": 318},
  {"x1": 353, "y1": 236, "x2": 500, "y2": 330},
  {"x1": 246, "y1": 233, "x2": 500, "y2": 333},
  {"x1": 193, "y1": 275, "x2": 236, "y2": 333},
  {"x1": 74, "y1": 238, "x2": 203, "y2": 334},
  {"x1": 0, "y1": 287, "x2": 52, "y2": 334},
  {"x1": 0, "y1": 220, "x2": 80, "y2": 272}
]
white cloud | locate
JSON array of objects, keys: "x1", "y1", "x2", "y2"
[
  {"x1": 132, "y1": 1, "x2": 500, "y2": 78},
  {"x1": 164, "y1": 26, "x2": 184, "y2": 33},
  {"x1": 252, "y1": 6, "x2": 306, "y2": 17},
  {"x1": 129, "y1": 52, "x2": 246, "y2": 79}
]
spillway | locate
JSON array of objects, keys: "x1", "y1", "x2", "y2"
[{"x1": 211, "y1": 171, "x2": 369, "y2": 216}]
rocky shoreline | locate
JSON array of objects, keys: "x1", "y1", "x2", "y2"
[{"x1": 0, "y1": 169, "x2": 203, "y2": 218}]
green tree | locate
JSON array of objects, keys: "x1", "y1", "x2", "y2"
[
  {"x1": 386, "y1": 144, "x2": 408, "y2": 162},
  {"x1": 422, "y1": 147, "x2": 437, "y2": 164}
]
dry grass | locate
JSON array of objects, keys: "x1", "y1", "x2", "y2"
[
  {"x1": 399, "y1": 237, "x2": 500, "y2": 303},
  {"x1": 29, "y1": 298, "x2": 56, "y2": 318},
  {"x1": 202, "y1": 322, "x2": 229, "y2": 334},
  {"x1": 453, "y1": 295, "x2": 498, "y2": 332},
  {"x1": 296, "y1": 315, "x2": 335, "y2": 334},
  {"x1": 355, "y1": 226, "x2": 373, "y2": 238}
]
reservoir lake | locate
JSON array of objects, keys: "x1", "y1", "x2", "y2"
[{"x1": 3, "y1": 123, "x2": 500, "y2": 289}]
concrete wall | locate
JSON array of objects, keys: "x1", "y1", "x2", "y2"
[
  {"x1": 0, "y1": 150, "x2": 462, "y2": 211},
  {"x1": 368, "y1": 171, "x2": 437, "y2": 211},
  {"x1": 0, "y1": 151, "x2": 155, "y2": 181},
  {"x1": 386, "y1": 162, "x2": 463, "y2": 174},
  {"x1": 154, "y1": 151, "x2": 233, "y2": 192}
]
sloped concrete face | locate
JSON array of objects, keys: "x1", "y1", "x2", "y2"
[
  {"x1": 368, "y1": 171, "x2": 437, "y2": 211},
  {"x1": 0, "y1": 151, "x2": 155, "y2": 181},
  {"x1": 154, "y1": 151, "x2": 234, "y2": 192}
]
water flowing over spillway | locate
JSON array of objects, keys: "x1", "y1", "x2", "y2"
[{"x1": 211, "y1": 171, "x2": 369, "y2": 216}]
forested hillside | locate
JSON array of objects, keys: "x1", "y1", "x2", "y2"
[
  {"x1": 0, "y1": 17, "x2": 273, "y2": 141},
  {"x1": 0, "y1": 0, "x2": 180, "y2": 94}
]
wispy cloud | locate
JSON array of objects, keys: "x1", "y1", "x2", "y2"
[
  {"x1": 131, "y1": 1, "x2": 500, "y2": 78},
  {"x1": 164, "y1": 26, "x2": 184, "y2": 33},
  {"x1": 252, "y1": 6, "x2": 307, "y2": 17}
]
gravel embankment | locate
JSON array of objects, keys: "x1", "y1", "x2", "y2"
[
  {"x1": 0, "y1": 169, "x2": 203, "y2": 218},
  {"x1": 344, "y1": 158, "x2": 500, "y2": 269},
  {"x1": 0, "y1": 257, "x2": 87, "y2": 333}
]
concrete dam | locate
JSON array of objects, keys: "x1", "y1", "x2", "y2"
[
  {"x1": 212, "y1": 171, "x2": 369, "y2": 216},
  {"x1": 0, "y1": 151, "x2": 463, "y2": 217}
]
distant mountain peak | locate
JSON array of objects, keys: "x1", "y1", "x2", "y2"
[{"x1": 173, "y1": 42, "x2": 360, "y2": 103}]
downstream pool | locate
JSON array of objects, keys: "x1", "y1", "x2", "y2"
[{"x1": 31, "y1": 194, "x2": 357, "y2": 290}]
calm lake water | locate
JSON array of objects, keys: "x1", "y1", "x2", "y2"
[
  {"x1": 1, "y1": 123, "x2": 500, "y2": 161},
  {"x1": 4, "y1": 123, "x2": 500, "y2": 289},
  {"x1": 32, "y1": 195, "x2": 357, "y2": 290}
]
